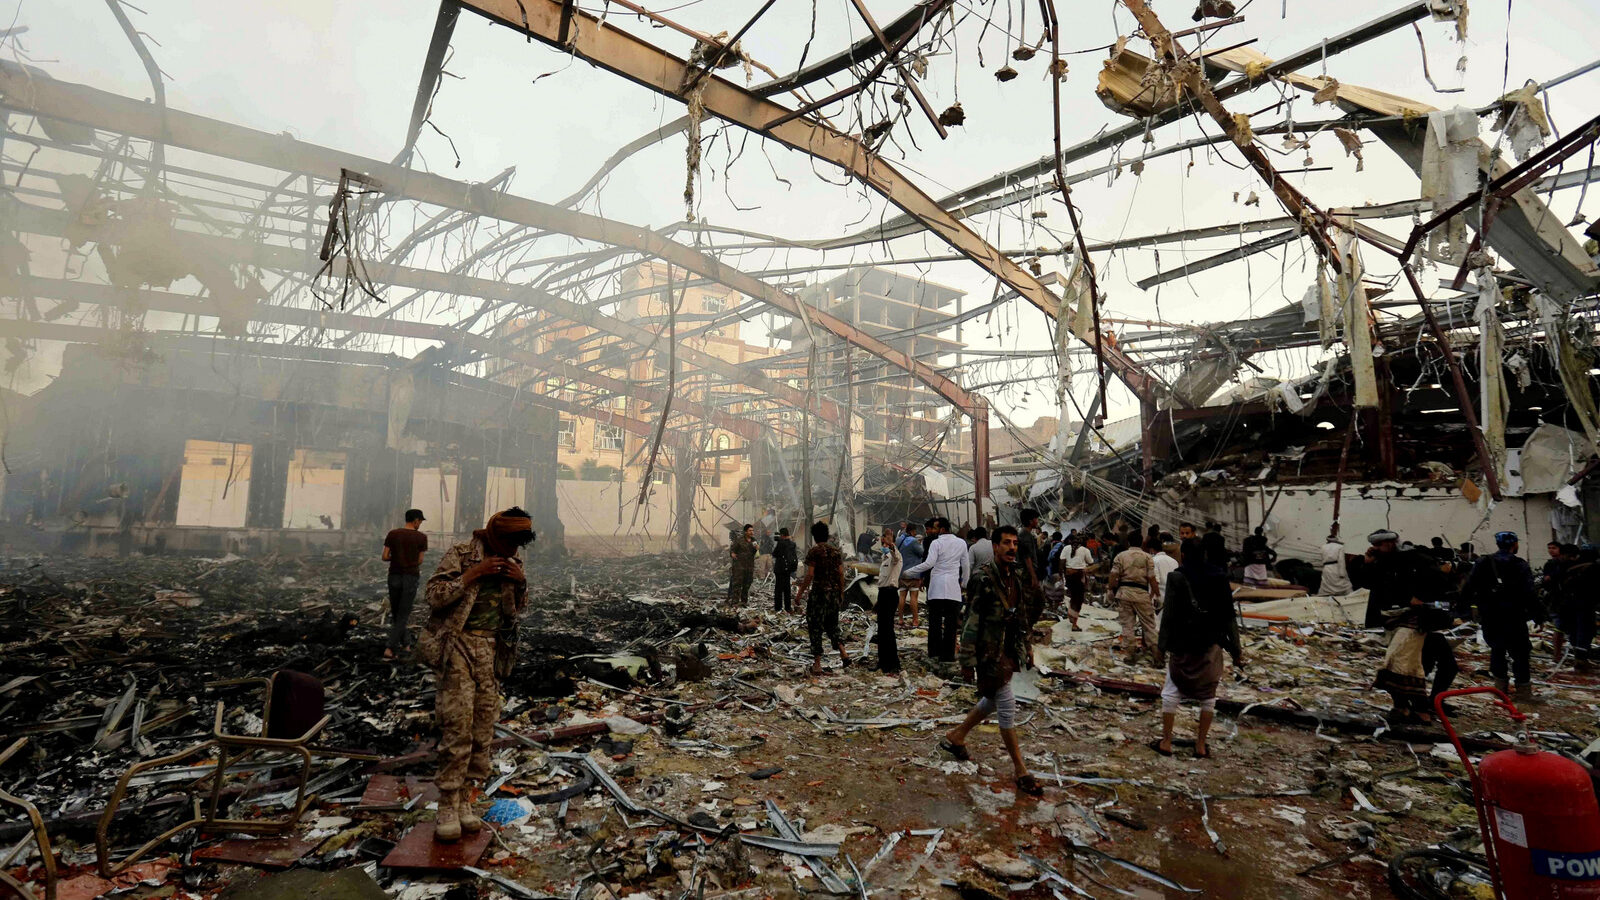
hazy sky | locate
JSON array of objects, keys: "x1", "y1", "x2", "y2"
[{"x1": 8, "y1": 0, "x2": 1599, "y2": 429}]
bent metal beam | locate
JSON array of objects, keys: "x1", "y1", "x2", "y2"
[
  {"x1": 0, "y1": 271, "x2": 747, "y2": 445},
  {"x1": 0, "y1": 196, "x2": 779, "y2": 442},
  {"x1": 0, "y1": 61, "x2": 995, "y2": 512},
  {"x1": 0, "y1": 61, "x2": 834, "y2": 425},
  {"x1": 448, "y1": 0, "x2": 1154, "y2": 404}
]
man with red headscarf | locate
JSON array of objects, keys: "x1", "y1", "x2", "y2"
[{"x1": 419, "y1": 507, "x2": 536, "y2": 842}]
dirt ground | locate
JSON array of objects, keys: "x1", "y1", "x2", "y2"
[{"x1": 3, "y1": 549, "x2": 1595, "y2": 899}]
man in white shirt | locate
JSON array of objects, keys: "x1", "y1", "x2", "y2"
[
  {"x1": 968, "y1": 526, "x2": 994, "y2": 571},
  {"x1": 903, "y1": 516, "x2": 971, "y2": 664},
  {"x1": 1059, "y1": 533, "x2": 1097, "y2": 630},
  {"x1": 1151, "y1": 537, "x2": 1180, "y2": 612},
  {"x1": 1319, "y1": 531, "x2": 1353, "y2": 596}
]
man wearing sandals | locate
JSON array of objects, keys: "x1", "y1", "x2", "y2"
[{"x1": 938, "y1": 526, "x2": 1045, "y2": 797}]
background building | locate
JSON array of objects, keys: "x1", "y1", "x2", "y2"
[
  {"x1": 503, "y1": 262, "x2": 780, "y2": 553},
  {"x1": 774, "y1": 267, "x2": 967, "y2": 462}
]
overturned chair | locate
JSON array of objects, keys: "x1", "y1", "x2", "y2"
[
  {"x1": 1, "y1": 738, "x2": 58, "y2": 900},
  {"x1": 96, "y1": 670, "x2": 330, "y2": 878}
]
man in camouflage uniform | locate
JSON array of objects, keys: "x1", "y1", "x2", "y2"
[
  {"x1": 938, "y1": 525, "x2": 1044, "y2": 796},
  {"x1": 794, "y1": 520, "x2": 852, "y2": 677},
  {"x1": 728, "y1": 524, "x2": 757, "y2": 605},
  {"x1": 419, "y1": 507, "x2": 535, "y2": 842}
]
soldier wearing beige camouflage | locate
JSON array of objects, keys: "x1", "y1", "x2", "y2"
[{"x1": 418, "y1": 507, "x2": 534, "y2": 842}]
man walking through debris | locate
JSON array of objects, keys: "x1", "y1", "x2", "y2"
[
  {"x1": 755, "y1": 523, "x2": 775, "y2": 583},
  {"x1": 1109, "y1": 536, "x2": 1162, "y2": 666},
  {"x1": 939, "y1": 526, "x2": 1045, "y2": 797},
  {"x1": 382, "y1": 508, "x2": 428, "y2": 659},
  {"x1": 419, "y1": 507, "x2": 535, "y2": 842},
  {"x1": 1464, "y1": 531, "x2": 1539, "y2": 701},
  {"x1": 1060, "y1": 533, "x2": 1096, "y2": 631},
  {"x1": 794, "y1": 520, "x2": 851, "y2": 677},
  {"x1": 1318, "y1": 529, "x2": 1353, "y2": 596},
  {"x1": 903, "y1": 516, "x2": 971, "y2": 666},
  {"x1": 1350, "y1": 529, "x2": 1457, "y2": 722},
  {"x1": 728, "y1": 524, "x2": 757, "y2": 606},
  {"x1": 772, "y1": 527, "x2": 798, "y2": 613},
  {"x1": 1153, "y1": 537, "x2": 1242, "y2": 759},
  {"x1": 1017, "y1": 509, "x2": 1043, "y2": 584},
  {"x1": 1240, "y1": 526, "x2": 1276, "y2": 588}
]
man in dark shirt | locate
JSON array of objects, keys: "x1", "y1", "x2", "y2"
[
  {"x1": 1465, "y1": 531, "x2": 1539, "y2": 700},
  {"x1": 795, "y1": 521, "x2": 851, "y2": 677},
  {"x1": 382, "y1": 508, "x2": 428, "y2": 658},
  {"x1": 1555, "y1": 544, "x2": 1599, "y2": 668},
  {"x1": 1426, "y1": 537, "x2": 1455, "y2": 564},
  {"x1": 728, "y1": 524, "x2": 757, "y2": 605},
  {"x1": 1016, "y1": 509, "x2": 1043, "y2": 588},
  {"x1": 772, "y1": 527, "x2": 799, "y2": 613},
  {"x1": 855, "y1": 529, "x2": 878, "y2": 560},
  {"x1": 1540, "y1": 540, "x2": 1564, "y2": 594},
  {"x1": 1349, "y1": 529, "x2": 1457, "y2": 720}
]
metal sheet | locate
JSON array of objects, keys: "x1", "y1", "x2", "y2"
[
  {"x1": 355, "y1": 774, "x2": 438, "y2": 811},
  {"x1": 380, "y1": 822, "x2": 493, "y2": 870},
  {"x1": 192, "y1": 835, "x2": 320, "y2": 869}
]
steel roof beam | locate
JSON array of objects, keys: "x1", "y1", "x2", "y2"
[
  {"x1": 0, "y1": 271, "x2": 748, "y2": 442},
  {"x1": 451, "y1": 0, "x2": 1152, "y2": 404}
]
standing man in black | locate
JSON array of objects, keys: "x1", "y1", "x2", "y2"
[
  {"x1": 728, "y1": 524, "x2": 757, "y2": 606},
  {"x1": 1464, "y1": 531, "x2": 1539, "y2": 701},
  {"x1": 1016, "y1": 509, "x2": 1043, "y2": 587},
  {"x1": 772, "y1": 527, "x2": 798, "y2": 613},
  {"x1": 382, "y1": 508, "x2": 428, "y2": 659}
]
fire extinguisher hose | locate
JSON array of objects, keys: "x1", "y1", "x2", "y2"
[{"x1": 1388, "y1": 847, "x2": 1492, "y2": 900}]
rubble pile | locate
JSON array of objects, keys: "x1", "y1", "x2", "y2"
[{"x1": 1, "y1": 552, "x2": 1597, "y2": 899}]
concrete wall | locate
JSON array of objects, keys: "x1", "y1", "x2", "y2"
[
  {"x1": 1, "y1": 343, "x2": 561, "y2": 556},
  {"x1": 1146, "y1": 482, "x2": 1559, "y2": 566}
]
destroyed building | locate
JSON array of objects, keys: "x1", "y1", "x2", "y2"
[{"x1": 0, "y1": 0, "x2": 1599, "y2": 898}]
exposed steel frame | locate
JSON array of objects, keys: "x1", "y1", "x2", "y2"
[{"x1": 0, "y1": 61, "x2": 1002, "y2": 511}]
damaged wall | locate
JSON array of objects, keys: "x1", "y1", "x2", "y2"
[
  {"x1": 0, "y1": 341, "x2": 562, "y2": 556},
  {"x1": 1147, "y1": 482, "x2": 1558, "y2": 566}
]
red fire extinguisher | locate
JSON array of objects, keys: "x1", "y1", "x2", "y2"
[{"x1": 1436, "y1": 687, "x2": 1600, "y2": 899}]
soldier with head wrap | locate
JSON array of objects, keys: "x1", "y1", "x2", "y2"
[{"x1": 418, "y1": 507, "x2": 536, "y2": 841}]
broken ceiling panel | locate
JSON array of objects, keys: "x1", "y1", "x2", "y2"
[
  {"x1": 1095, "y1": 43, "x2": 1188, "y2": 118},
  {"x1": 1251, "y1": 68, "x2": 1600, "y2": 302}
]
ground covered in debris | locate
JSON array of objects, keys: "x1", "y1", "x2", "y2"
[{"x1": 4, "y1": 550, "x2": 1599, "y2": 900}]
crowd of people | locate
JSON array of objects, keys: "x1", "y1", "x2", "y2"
[
  {"x1": 721, "y1": 512, "x2": 1592, "y2": 753},
  {"x1": 367, "y1": 503, "x2": 1592, "y2": 839}
]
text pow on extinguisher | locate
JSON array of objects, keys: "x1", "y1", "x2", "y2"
[{"x1": 1533, "y1": 850, "x2": 1600, "y2": 880}]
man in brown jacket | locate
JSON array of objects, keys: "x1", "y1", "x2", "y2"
[{"x1": 419, "y1": 507, "x2": 535, "y2": 842}]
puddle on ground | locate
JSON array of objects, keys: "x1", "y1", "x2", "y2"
[{"x1": 921, "y1": 797, "x2": 974, "y2": 826}]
